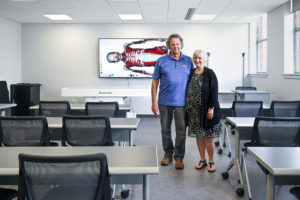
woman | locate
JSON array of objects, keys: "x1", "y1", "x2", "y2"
[{"x1": 185, "y1": 49, "x2": 221, "y2": 172}]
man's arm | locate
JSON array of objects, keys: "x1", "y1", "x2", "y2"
[{"x1": 151, "y1": 79, "x2": 159, "y2": 115}]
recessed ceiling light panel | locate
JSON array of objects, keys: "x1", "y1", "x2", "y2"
[
  {"x1": 11, "y1": 0, "x2": 40, "y2": 1},
  {"x1": 119, "y1": 14, "x2": 143, "y2": 20},
  {"x1": 44, "y1": 15, "x2": 73, "y2": 21}
]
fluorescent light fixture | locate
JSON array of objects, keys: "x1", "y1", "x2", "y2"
[
  {"x1": 119, "y1": 14, "x2": 143, "y2": 20},
  {"x1": 191, "y1": 14, "x2": 216, "y2": 20},
  {"x1": 11, "y1": 0, "x2": 40, "y2": 1},
  {"x1": 44, "y1": 15, "x2": 73, "y2": 21}
]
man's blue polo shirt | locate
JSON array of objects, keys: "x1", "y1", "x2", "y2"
[{"x1": 153, "y1": 52, "x2": 193, "y2": 106}]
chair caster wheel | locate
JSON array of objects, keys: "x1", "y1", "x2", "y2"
[
  {"x1": 228, "y1": 152, "x2": 231, "y2": 157},
  {"x1": 215, "y1": 141, "x2": 220, "y2": 146},
  {"x1": 236, "y1": 187, "x2": 244, "y2": 197},
  {"x1": 121, "y1": 189, "x2": 130, "y2": 199},
  {"x1": 218, "y1": 149, "x2": 223, "y2": 155},
  {"x1": 223, "y1": 143, "x2": 226, "y2": 147},
  {"x1": 221, "y1": 171, "x2": 229, "y2": 179},
  {"x1": 231, "y1": 131, "x2": 235, "y2": 135}
]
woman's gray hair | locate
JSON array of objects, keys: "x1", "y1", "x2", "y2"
[
  {"x1": 166, "y1": 33, "x2": 184, "y2": 49},
  {"x1": 193, "y1": 49, "x2": 207, "y2": 59}
]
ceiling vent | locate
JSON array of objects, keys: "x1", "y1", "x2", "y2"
[{"x1": 184, "y1": 8, "x2": 196, "y2": 20}]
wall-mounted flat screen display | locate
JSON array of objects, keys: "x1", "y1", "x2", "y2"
[{"x1": 99, "y1": 38, "x2": 167, "y2": 78}]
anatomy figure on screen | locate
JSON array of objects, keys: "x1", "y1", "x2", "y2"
[{"x1": 106, "y1": 39, "x2": 168, "y2": 75}]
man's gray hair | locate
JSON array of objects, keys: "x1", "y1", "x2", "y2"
[{"x1": 166, "y1": 33, "x2": 184, "y2": 49}]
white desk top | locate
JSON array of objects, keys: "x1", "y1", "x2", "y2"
[
  {"x1": 30, "y1": 104, "x2": 131, "y2": 111},
  {"x1": 61, "y1": 87, "x2": 151, "y2": 97},
  {"x1": 47, "y1": 117, "x2": 140, "y2": 129},
  {"x1": 0, "y1": 146, "x2": 159, "y2": 175},
  {"x1": 247, "y1": 147, "x2": 300, "y2": 175},
  {"x1": 226, "y1": 117, "x2": 255, "y2": 128},
  {"x1": 0, "y1": 103, "x2": 17, "y2": 109},
  {"x1": 232, "y1": 90, "x2": 273, "y2": 94},
  {"x1": 220, "y1": 103, "x2": 270, "y2": 109}
]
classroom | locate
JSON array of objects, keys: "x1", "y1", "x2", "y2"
[{"x1": 0, "y1": 0, "x2": 300, "y2": 200}]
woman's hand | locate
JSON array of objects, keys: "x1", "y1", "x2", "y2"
[{"x1": 207, "y1": 107, "x2": 214, "y2": 119}]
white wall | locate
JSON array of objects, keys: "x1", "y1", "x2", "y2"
[
  {"x1": 22, "y1": 23, "x2": 248, "y2": 114},
  {"x1": 249, "y1": 3, "x2": 300, "y2": 101},
  {"x1": 0, "y1": 17, "x2": 22, "y2": 89}
]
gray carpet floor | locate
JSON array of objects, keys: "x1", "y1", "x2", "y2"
[{"x1": 113, "y1": 116, "x2": 298, "y2": 200}]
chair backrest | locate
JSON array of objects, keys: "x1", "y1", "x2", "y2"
[
  {"x1": 232, "y1": 101, "x2": 263, "y2": 117},
  {"x1": 251, "y1": 117, "x2": 300, "y2": 147},
  {"x1": 0, "y1": 116, "x2": 49, "y2": 146},
  {"x1": 269, "y1": 100, "x2": 300, "y2": 117},
  {"x1": 39, "y1": 101, "x2": 71, "y2": 117},
  {"x1": 0, "y1": 81, "x2": 9, "y2": 103},
  {"x1": 18, "y1": 153, "x2": 111, "y2": 200},
  {"x1": 62, "y1": 115, "x2": 113, "y2": 146},
  {"x1": 235, "y1": 86, "x2": 257, "y2": 90},
  {"x1": 85, "y1": 102, "x2": 119, "y2": 117}
]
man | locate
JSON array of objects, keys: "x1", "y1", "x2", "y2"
[{"x1": 151, "y1": 34, "x2": 193, "y2": 170}]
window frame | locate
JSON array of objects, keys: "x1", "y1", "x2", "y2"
[
  {"x1": 256, "y1": 15, "x2": 268, "y2": 73},
  {"x1": 293, "y1": 11, "x2": 300, "y2": 74}
]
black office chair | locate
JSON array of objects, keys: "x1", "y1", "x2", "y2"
[
  {"x1": 235, "y1": 86, "x2": 257, "y2": 91},
  {"x1": 269, "y1": 100, "x2": 300, "y2": 117},
  {"x1": 290, "y1": 187, "x2": 300, "y2": 200},
  {"x1": 39, "y1": 101, "x2": 71, "y2": 143},
  {"x1": 85, "y1": 102, "x2": 119, "y2": 117},
  {"x1": 84, "y1": 102, "x2": 130, "y2": 198},
  {"x1": 39, "y1": 101, "x2": 71, "y2": 117},
  {"x1": 18, "y1": 153, "x2": 112, "y2": 200},
  {"x1": 0, "y1": 116, "x2": 50, "y2": 146},
  {"x1": 0, "y1": 188, "x2": 18, "y2": 200},
  {"x1": 221, "y1": 101, "x2": 263, "y2": 157},
  {"x1": 241, "y1": 117, "x2": 300, "y2": 200},
  {"x1": 62, "y1": 115, "x2": 114, "y2": 146},
  {"x1": 0, "y1": 81, "x2": 10, "y2": 103},
  {"x1": 232, "y1": 101, "x2": 263, "y2": 117}
]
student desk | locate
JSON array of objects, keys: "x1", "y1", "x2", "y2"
[
  {"x1": 222, "y1": 117, "x2": 255, "y2": 195},
  {"x1": 247, "y1": 147, "x2": 300, "y2": 200},
  {"x1": 30, "y1": 103, "x2": 131, "y2": 117},
  {"x1": 0, "y1": 103, "x2": 16, "y2": 116},
  {"x1": 232, "y1": 90, "x2": 273, "y2": 105},
  {"x1": 0, "y1": 146, "x2": 159, "y2": 200},
  {"x1": 47, "y1": 117, "x2": 140, "y2": 146}
]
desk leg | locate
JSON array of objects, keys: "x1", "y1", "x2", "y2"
[
  {"x1": 266, "y1": 174, "x2": 275, "y2": 200},
  {"x1": 235, "y1": 129, "x2": 244, "y2": 186},
  {"x1": 143, "y1": 175, "x2": 149, "y2": 200},
  {"x1": 240, "y1": 94, "x2": 245, "y2": 101},
  {"x1": 129, "y1": 130, "x2": 134, "y2": 147},
  {"x1": 223, "y1": 127, "x2": 244, "y2": 196}
]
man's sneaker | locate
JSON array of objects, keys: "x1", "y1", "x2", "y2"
[
  {"x1": 160, "y1": 156, "x2": 173, "y2": 166},
  {"x1": 175, "y1": 160, "x2": 184, "y2": 170}
]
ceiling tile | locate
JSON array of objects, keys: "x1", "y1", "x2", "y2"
[
  {"x1": 139, "y1": 0, "x2": 168, "y2": 23},
  {"x1": 108, "y1": 0, "x2": 141, "y2": 14}
]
